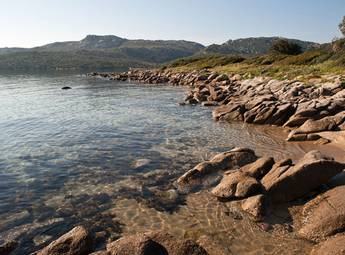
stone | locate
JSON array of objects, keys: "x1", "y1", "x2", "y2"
[
  {"x1": 61, "y1": 86, "x2": 72, "y2": 90},
  {"x1": 262, "y1": 151, "x2": 344, "y2": 203},
  {"x1": 243, "y1": 157, "x2": 275, "y2": 179},
  {"x1": 214, "y1": 74, "x2": 229, "y2": 82},
  {"x1": 212, "y1": 171, "x2": 262, "y2": 199},
  {"x1": 107, "y1": 232, "x2": 208, "y2": 255},
  {"x1": 149, "y1": 232, "x2": 208, "y2": 255},
  {"x1": 37, "y1": 226, "x2": 93, "y2": 255},
  {"x1": 298, "y1": 185, "x2": 345, "y2": 242},
  {"x1": 241, "y1": 194, "x2": 266, "y2": 218},
  {"x1": 310, "y1": 234, "x2": 345, "y2": 255},
  {"x1": 176, "y1": 148, "x2": 257, "y2": 192},
  {"x1": 131, "y1": 159, "x2": 151, "y2": 169},
  {"x1": 294, "y1": 113, "x2": 345, "y2": 134},
  {"x1": 106, "y1": 233, "x2": 166, "y2": 255}
]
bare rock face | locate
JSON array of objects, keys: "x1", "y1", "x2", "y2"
[
  {"x1": 298, "y1": 185, "x2": 345, "y2": 242},
  {"x1": 175, "y1": 148, "x2": 257, "y2": 192},
  {"x1": 310, "y1": 234, "x2": 345, "y2": 255},
  {"x1": 262, "y1": 151, "x2": 345, "y2": 203},
  {"x1": 106, "y1": 232, "x2": 208, "y2": 255},
  {"x1": 37, "y1": 226, "x2": 93, "y2": 255},
  {"x1": 241, "y1": 194, "x2": 266, "y2": 219}
]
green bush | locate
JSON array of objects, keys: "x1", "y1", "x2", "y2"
[{"x1": 269, "y1": 39, "x2": 302, "y2": 55}]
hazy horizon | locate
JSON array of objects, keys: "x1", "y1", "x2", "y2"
[{"x1": 0, "y1": 0, "x2": 344, "y2": 48}]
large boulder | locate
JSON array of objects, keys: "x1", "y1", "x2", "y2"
[
  {"x1": 106, "y1": 232, "x2": 208, "y2": 255},
  {"x1": 262, "y1": 151, "x2": 345, "y2": 203},
  {"x1": 211, "y1": 157, "x2": 274, "y2": 199},
  {"x1": 293, "y1": 112, "x2": 345, "y2": 134},
  {"x1": 211, "y1": 171, "x2": 262, "y2": 199},
  {"x1": 176, "y1": 148, "x2": 257, "y2": 192},
  {"x1": 310, "y1": 234, "x2": 345, "y2": 255},
  {"x1": 37, "y1": 226, "x2": 93, "y2": 255},
  {"x1": 298, "y1": 185, "x2": 345, "y2": 242}
]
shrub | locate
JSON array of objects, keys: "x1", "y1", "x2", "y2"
[
  {"x1": 269, "y1": 39, "x2": 302, "y2": 55},
  {"x1": 339, "y1": 16, "x2": 345, "y2": 36}
]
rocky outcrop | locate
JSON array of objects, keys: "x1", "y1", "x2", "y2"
[
  {"x1": 262, "y1": 151, "x2": 344, "y2": 203},
  {"x1": 211, "y1": 157, "x2": 274, "y2": 199},
  {"x1": 88, "y1": 70, "x2": 345, "y2": 145},
  {"x1": 211, "y1": 171, "x2": 262, "y2": 199},
  {"x1": 106, "y1": 231, "x2": 208, "y2": 255},
  {"x1": 310, "y1": 234, "x2": 345, "y2": 255},
  {"x1": 37, "y1": 226, "x2": 93, "y2": 255},
  {"x1": 298, "y1": 185, "x2": 345, "y2": 242},
  {"x1": 175, "y1": 148, "x2": 257, "y2": 192}
]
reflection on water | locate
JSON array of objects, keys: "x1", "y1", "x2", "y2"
[{"x1": 0, "y1": 74, "x2": 312, "y2": 254}]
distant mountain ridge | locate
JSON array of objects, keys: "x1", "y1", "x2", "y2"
[
  {"x1": 203, "y1": 37, "x2": 319, "y2": 56},
  {"x1": 0, "y1": 35, "x2": 319, "y2": 71}
]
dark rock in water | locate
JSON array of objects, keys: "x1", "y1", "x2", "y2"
[
  {"x1": 0, "y1": 240, "x2": 18, "y2": 255},
  {"x1": 298, "y1": 185, "x2": 345, "y2": 242},
  {"x1": 131, "y1": 158, "x2": 151, "y2": 169},
  {"x1": 37, "y1": 226, "x2": 93, "y2": 255},
  {"x1": 106, "y1": 231, "x2": 208, "y2": 255},
  {"x1": 262, "y1": 151, "x2": 345, "y2": 203},
  {"x1": 62, "y1": 86, "x2": 72, "y2": 90}
]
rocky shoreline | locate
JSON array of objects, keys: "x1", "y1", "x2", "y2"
[
  {"x1": 88, "y1": 69, "x2": 345, "y2": 146},
  {"x1": 11, "y1": 147, "x2": 345, "y2": 255},
  {"x1": 3, "y1": 70, "x2": 344, "y2": 254}
]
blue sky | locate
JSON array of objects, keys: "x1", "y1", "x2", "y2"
[{"x1": 0, "y1": 0, "x2": 344, "y2": 47}]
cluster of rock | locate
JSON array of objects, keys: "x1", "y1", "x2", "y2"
[
  {"x1": 23, "y1": 226, "x2": 208, "y2": 255},
  {"x1": 175, "y1": 147, "x2": 345, "y2": 254},
  {"x1": 88, "y1": 70, "x2": 345, "y2": 143}
]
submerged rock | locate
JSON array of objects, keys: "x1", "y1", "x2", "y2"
[
  {"x1": 106, "y1": 231, "x2": 208, "y2": 255},
  {"x1": 131, "y1": 158, "x2": 151, "y2": 169},
  {"x1": 37, "y1": 226, "x2": 93, "y2": 255}
]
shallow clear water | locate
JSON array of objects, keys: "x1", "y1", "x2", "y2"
[{"x1": 0, "y1": 74, "x2": 313, "y2": 254}]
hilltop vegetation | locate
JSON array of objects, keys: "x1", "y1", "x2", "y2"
[
  {"x1": 0, "y1": 35, "x2": 318, "y2": 71},
  {"x1": 166, "y1": 40, "x2": 345, "y2": 81},
  {"x1": 203, "y1": 37, "x2": 318, "y2": 56},
  {"x1": 0, "y1": 35, "x2": 204, "y2": 71}
]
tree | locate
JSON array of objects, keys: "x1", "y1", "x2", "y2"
[
  {"x1": 339, "y1": 16, "x2": 345, "y2": 36},
  {"x1": 269, "y1": 39, "x2": 302, "y2": 55}
]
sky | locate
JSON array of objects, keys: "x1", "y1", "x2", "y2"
[{"x1": 0, "y1": 0, "x2": 344, "y2": 48}]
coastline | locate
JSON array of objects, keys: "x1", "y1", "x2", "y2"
[{"x1": 10, "y1": 69, "x2": 345, "y2": 254}]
